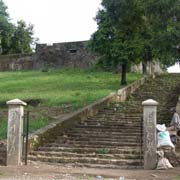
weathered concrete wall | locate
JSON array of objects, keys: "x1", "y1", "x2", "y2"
[
  {"x1": 0, "y1": 54, "x2": 33, "y2": 71},
  {"x1": 33, "y1": 41, "x2": 97, "y2": 70}
]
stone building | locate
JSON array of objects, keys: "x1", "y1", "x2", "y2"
[
  {"x1": 33, "y1": 41, "x2": 97, "y2": 70},
  {"x1": 0, "y1": 40, "x2": 163, "y2": 74}
]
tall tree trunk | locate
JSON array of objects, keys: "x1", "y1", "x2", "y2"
[
  {"x1": 142, "y1": 59, "x2": 147, "y2": 74},
  {"x1": 114, "y1": 63, "x2": 119, "y2": 74},
  {"x1": 121, "y1": 64, "x2": 127, "y2": 85}
]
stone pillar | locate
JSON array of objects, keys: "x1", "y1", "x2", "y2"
[
  {"x1": 176, "y1": 96, "x2": 180, "y2": 115},
  {"x1": 6, "y1": 99, "x2": 27, "y2": 166},
  {"x1": 142, "y1": 99, "x2": 158, "y2": 169}
]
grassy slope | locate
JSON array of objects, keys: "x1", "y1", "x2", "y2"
[
  {"x1": 0, "y1": 69, "x2": 142, "y2": 107},
  {"x1": 0, "y1": 69, "x2": 142, "y2": 139}
]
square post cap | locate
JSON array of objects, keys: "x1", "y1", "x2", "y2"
[
  {"x1": 142, "y1": 99, "x2": 159, "y2": 106},
  {"x1": 6, "y1": 99, "x2": 27, "y2": 106}
]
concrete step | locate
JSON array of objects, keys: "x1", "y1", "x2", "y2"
[
  {"x1": 37, "y1": 146, "x2": 142, "y2": 154},
  {"x1": 53, "y1": 136, "x2": 142, "y2": 143},
  {"x1": 30, "y1": 151, "x2": 141, "y2": 159},
  {"x1": 86, "y1": 119, "x2": 142, "y2": 124},
  {"x1": 44, "y1": 142, "x2": 142, "y2": 148},
  {"x1": 67, "y1": 162, "x2": 143, "y2": 169},
  {"x1": 28, "y1": 155, "x2": 143, "y2": 166},
  {"x1": 74, "y1": 124, "x2": 142, "y2": 130},
  {"x1": 48, "y1": 139, "x2": 142, "y2": 147},
  {"x1": 67, "y1": 129, "x2": 142, "y2": 136},
  {"x1": 79, "y1": 120, "x2": 142, "y2": 125}
]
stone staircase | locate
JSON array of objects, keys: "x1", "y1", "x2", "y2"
[{"x1": 28, "y1": 74, "x2": 180, "y2": 169}]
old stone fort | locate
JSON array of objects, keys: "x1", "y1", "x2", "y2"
[{"x1": 0, "y1": 40, "x2": 162, "y2": 74}]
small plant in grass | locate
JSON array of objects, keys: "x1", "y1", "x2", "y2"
[{"x1": 96, "y1": 148, "x2": 110, "y2": 154}]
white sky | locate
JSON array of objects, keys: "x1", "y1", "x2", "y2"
[
  {"x1": 167, "y1": 63, "x2": 180, "y2": 73},
  {"x1": 3, "y1": 0, "x2": 102, "y2": 44}
]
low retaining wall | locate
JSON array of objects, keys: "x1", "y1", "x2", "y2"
[
  {"x1": 28, "y1": 76, "x2": 147, "y2": 151},
  {"x1": 117, "y1": 77, "x2": 146, "y2": 101},
  {"x1": 0, "y1": 54, "x2": 33, "y2": 71}
]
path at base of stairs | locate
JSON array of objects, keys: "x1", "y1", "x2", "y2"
[{"x1": 0, "y1": 162, "x2": 180, "y2": 180}]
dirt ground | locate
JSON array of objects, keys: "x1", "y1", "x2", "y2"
[{"x1": 0, "y1": 161, "x2": 180, "y2": 180}]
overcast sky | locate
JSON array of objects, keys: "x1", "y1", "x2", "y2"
[
  {"x1": 167, "y1": 63, "x2": 180, "y2": 73},
  {"x1": 3, "y1": 0, "x2": 102, "y2": 44}
]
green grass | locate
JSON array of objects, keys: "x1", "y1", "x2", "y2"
[
  {"x1": 0, "y1": 68, "x2": 142, "y2": 108},
  {"x1": 0, "y1": 68, "x2": 142, "y2": 139},
  {"x1": 0, "y1": 118, "x2": 7, "y2": 139},
  {"x1": 29, "y1": 118, "x2": 49, "y2": 134}
]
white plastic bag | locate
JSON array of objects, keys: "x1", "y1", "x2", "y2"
[
  {"x1": 156, "y1": 124, "x2": 166, "y2": 132},
  {"x1": 157, "y1": 131, "x2": 174, "y2": 148},
  {"x1": 156, "y1": 150, "x2": 173, "y2": 169}
]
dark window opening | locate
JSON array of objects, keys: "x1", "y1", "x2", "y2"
[{"x1": 69, "y1": 49, "x2": 77, "y2": 53}]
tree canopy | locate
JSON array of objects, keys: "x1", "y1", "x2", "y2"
[
  {"x1": 140, "y1": 0, "x2": 180, "y2": 69},
  {"x1": 0, "y1": 0, "x2": 36, "y2": 54},
  {"x1": 89, "y1": 0, "x2": 180, "y2": 85},
  {"x1": 89, "y1": 0, "x2": 143, "y2": 85}
]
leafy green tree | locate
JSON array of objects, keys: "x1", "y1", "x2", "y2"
[
  {"x1": 89, "y1": 0, "x2": 143, "y2": 85},
  {"x1": 0, "y1": 0, "x2": 36, "y2": 54},
  {"x1": 0, "y1": 19, "x2": 15, "y2": 54},
  {"x1": 0, "y1": 0, "x2": 14, "y2": 54},
  {"x1": 90, "y1": 0, "x2": 180, "y2": 79},
  {"x1": 11, "y1": 20, "x2": 34, "y2": 54},
  {"x1": 0, "y1": 0, "x2": 8, "y2": 17},
  {"x1": 139, "y1": 0, "x2": 180, "y2": 72}
]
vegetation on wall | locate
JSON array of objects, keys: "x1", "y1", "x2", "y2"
[{"x1": 0, "y1": 0, "x2": 36, "y2": 54}]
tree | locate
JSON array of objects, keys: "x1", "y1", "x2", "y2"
[
  {"x1": 139, "y1": 0, "x2": 180, "y2": 72},
  {"x1": 0, "y1": 0, "x2": 8, "y2": 17},
  {"x1": 11, "y1": 20, "x2": 34, "y2": 54},
  {"x1": 90, "y1": 0, "x2": 180, "y2": 81},
  {"x1": 0, "y1": 0, "x2": 36, "y2": 54},
  {"x1": 89, "y1": 0, "x2": 143, "y2": 85},
  {"x1": 0, "y1": 0, "x2": 14, "y2": 54}
]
